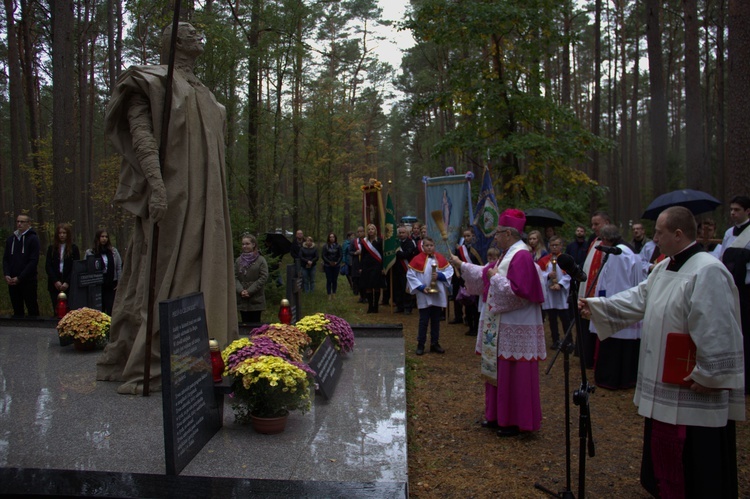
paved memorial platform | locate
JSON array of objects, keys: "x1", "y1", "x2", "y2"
[{"x1": 0, "y1": 321, "x2": 408, "y2": 497}]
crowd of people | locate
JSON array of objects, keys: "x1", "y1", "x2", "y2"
[
  {"x1": 3, "y1": 218, "x2": 122, "y2": 319},
  {"x1": 273, "y1": 194, "x2": 749, "y2": 495},
  {"x1": 4, "y1": 190, "x2": 749, "y2": 496}
]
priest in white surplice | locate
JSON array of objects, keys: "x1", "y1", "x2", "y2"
[
  {"x1": 589, "y1": 224, "x2": 647, "y2": 390},
  {"x1": 580, "y1": 206, "x2": 744, "y2": 498}
]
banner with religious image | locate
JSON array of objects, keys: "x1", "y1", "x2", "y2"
[
  {"x1": 472, "y1": 167, "x2": 500, "y2": 262},
  {"x1": 423, "y1": 169, "x2": 474, "y2": 256},
  {"x1": 361, "y1": 178, "x2": 385, "y2": 238}
]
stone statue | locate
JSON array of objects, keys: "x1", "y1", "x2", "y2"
[{"x1": 97, "y1": 22, "x2": 239, "y2": 394}]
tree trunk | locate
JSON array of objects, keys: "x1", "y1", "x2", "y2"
[
  {"x1": 645, "y1": 0, "x2": 668, "y2": 196},
  {"x1": 726, "y1": 0, "x2": 750, "y2": 197},
  {"x1": 683, "y1": 0, "x2": 706, "y2": 189},
  {"x1": 3, "y1": 0, "x2": 31, "y2": 214},
  {"x1": 51, "y1": 0, "x2": 77, "y2": 224},
  {"x1": 716, "y1": 0, "x2": 726, "y2": 200},
  {"x1": 630, "y1": 10, "x2": 641, "y2": 219},
  {"x1": 591, "y1": 0, "x2": 602, "y2": 211},
  {"x1": 246, "y1": 0, "x2": 261, "y2": 215}
]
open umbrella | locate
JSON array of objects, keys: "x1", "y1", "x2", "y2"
[
  {"x1": 264, "y1": 232, "x2": 292, "y2": 257},
  {"x1": 524, "y1": 208, "x2": 565, "y2": 227},
  {"x1": 641, "y1": 189, "x2": 721, "y2": 220}
]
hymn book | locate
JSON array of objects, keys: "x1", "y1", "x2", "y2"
[{"x1": 662, "y1": 332, "x2": 697, "y2": 387}]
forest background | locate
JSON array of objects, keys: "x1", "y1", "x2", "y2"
[{"x1": 1, "y1": 0, "x2": 750, "y2": 252}]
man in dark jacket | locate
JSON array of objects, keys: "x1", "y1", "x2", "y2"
[
  {"x1": 290, "y1": 229, "x2": 305, "y2": 276},
  {"x1": 3, "y1": 213, "x2": 40, "y2": 317},
  {"x1": 565, "y1": 224, "x2": 589, "y2": 267}
]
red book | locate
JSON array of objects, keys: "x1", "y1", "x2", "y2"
[{"x1": 662, "y1": 333, "x2": 696, "y2": 386}]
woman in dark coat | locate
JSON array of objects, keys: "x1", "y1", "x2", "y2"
[
  {"x1": 360, "y1": 223, "x2": 384, "y2": 313},
  {"x1": 85, "y1": 229, "x2": 122, "y2": 316},
  {"x1": 45, "y1": 223, "x2": 80, "y2": 313},
  {"x1": 299, "y1": 236, "x2": 319, "y2": 293},
  {"x1": 322, "y1": 232, "x2": 343, "y2": 300}
]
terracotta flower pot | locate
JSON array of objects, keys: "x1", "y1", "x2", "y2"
[{"x1": 250, "y1": 411, "x2": 289, "y2": 434}]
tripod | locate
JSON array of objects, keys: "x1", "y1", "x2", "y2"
[{"x1": 534, "y1": 275, "x2": 596, "y2": 498}]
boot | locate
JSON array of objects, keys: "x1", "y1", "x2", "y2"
[{"x1": 373, "y1": 290, "x2": 380, "y2": 313}]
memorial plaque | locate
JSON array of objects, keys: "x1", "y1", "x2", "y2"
[
  {"x1": 67, "y1": 256, "x2": 103, "y2": 310},
  {"x1": 160, "y1": 292, "x2": 222, "y2": 476},
  {"x1": 308, "y1": 336, "x2": 343, "y2": 399}
]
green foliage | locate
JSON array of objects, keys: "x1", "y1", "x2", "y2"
[
  {"x1": 90, "y1": 155, "x2": 133, "y2": 237},
  {"x1": 401, "y1": 0, "x2": 611, "y2": 214}
]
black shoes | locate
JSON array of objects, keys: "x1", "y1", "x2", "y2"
[
  {"x1": 415, "y1": 344, "x2": 445, "y2": 354},
  {"x1": 465, "y1": 329, "x2": 477, "y2": 336},
  {"x1": 481, "y1": 420, "x2": 499, "y2": 429},
  {"x1": 449, "y1": 318, "x2": 463, "y2": 324},
  {"x1": 496, "y1": 426, "x2": 520, "y2": 437}
]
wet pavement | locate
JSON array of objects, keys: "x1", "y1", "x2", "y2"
[{"x1": 0, "y1": 322, "x2": 408, "y2": 497}]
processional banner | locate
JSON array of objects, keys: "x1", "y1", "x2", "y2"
[
  {"x1": 361, "y1": 178, "x2": 385, "y2": 238},
  {"x1": 423, "y1": 172, "x2": 473, "y2": 256},
  {"x1": 472, "y1": 167, "x2": 500, "y2": 262}
]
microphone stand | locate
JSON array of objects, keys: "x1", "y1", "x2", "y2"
[{"x1": 534, "y1": 273, "x2": 596, "y2": 498}]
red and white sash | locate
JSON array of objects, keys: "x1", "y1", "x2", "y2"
[{"x1": 362, "y1": 238, "x2": 382, "y2": 262}]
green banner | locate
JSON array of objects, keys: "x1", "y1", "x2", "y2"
[{"x1": 383, "y1": 194, "x2": 398, "y2": 272}]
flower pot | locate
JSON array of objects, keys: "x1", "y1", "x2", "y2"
[
  {"x1": 73, "y1": 339, "x2": 98, "y2": 352},
  {"x1": 250, "y1": 411, "x2": 289, "y2": 434},
  {"x1": 59, "y1": 335, "x2": 74, "y2": 347}
]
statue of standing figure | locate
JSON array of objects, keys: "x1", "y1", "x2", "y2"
[{"x1": 97, "y1": 22, "x2": 239, "y2": 394}]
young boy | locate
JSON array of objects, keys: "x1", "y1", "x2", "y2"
[
  {"x1": 536, "y1": 235, "x2": 571, "y2": 349},
  {"x1": 407, "y1": 237, "x2": 453, "y2": 355}
]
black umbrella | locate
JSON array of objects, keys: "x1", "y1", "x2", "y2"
[
  {"x1": 264, "y1": 232, "x2": 292, "y2": 256},
  {"x1": 524, "y1": 208, "x2": 565, "y2": 227},
  {"x1": 641, "y1": 189, "x2": 721, "y2": 220}
]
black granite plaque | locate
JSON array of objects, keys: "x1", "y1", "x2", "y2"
[
  {"x1": 159, "y1": 292, "x2": 222, "y2": 475},
  {"x1": 67, "y1": 256, "x2": 103, "y2": 310},
  {"x1": 308, "y1": 336, "x2": 343, "y2": 399}
]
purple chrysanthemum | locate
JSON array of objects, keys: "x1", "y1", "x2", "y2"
[{"x1": 323, "y1": 314, "x2": 355, "y2": 353}]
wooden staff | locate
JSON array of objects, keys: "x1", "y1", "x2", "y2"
[
  {"x1": 430, "y1": 210, "x2": 460, "y2": 277},
  {"x1": 143, "y1": 0, "x2": 182, "y2": 397}
]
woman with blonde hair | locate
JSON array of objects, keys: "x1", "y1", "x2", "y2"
[
  {"x1": 45, "y1": 223, "x2": 80, "y2": 313},
  {"x1": 360, "y1": 223, "x2": 385, "y2": 313},
  {"x1": 527, "y1": 230, "x2": 548, "y2": 263}
]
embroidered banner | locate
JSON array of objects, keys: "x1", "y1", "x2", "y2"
[
  {"x1": 361, "y1": 178, "x2": 385, "y2": 238},
  {"x1": 472, "y1": 167, "x2": 500, "y2": 262},
  {"x1": 423, "y1": 173, "x2": 472, "y2": 256}
]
